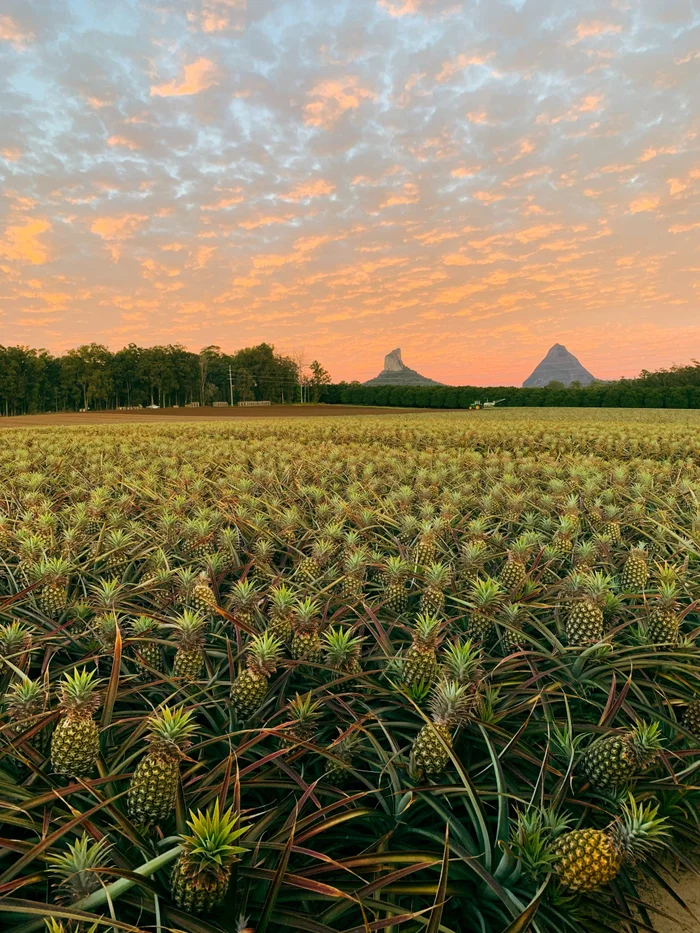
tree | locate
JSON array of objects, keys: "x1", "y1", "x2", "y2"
[
  {"x1": 62, "y1": 344, "x2": 112, "y2": 411},
  {"x1": 308, "y1": 360, "x2": 331, "y2": 403}
]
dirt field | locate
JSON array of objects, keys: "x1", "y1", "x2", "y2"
[{"x1": 0, "y1": 405, "x2": 426, "y2": 427}]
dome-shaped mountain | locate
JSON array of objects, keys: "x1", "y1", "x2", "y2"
[
  {"x1": 363, "y1": 348, "x2": 442, "y2": 387},
  {"x1": 523, "y1": 344, "x2": 597, "y2": 388}
]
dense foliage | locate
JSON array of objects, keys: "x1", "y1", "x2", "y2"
[
  {"x1": 0, "y1": 343, "x2": 325, "y2": 415},
  {"x1": 2, "y1": 409, "x2": 700, "y2": 933},
  {"x1": 322, "y1": 360, "x2": 700, "y2": 409}
]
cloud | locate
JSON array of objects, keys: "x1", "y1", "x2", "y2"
[
  {"x1": 282, "y1": 179, "x2": 336, "y2": 201},
  {"x1": 0, "y1": 218, "x2": 51, "y2": 264},
  {"x1": 0, "y1": 14, "x2": 34, "y2": 50},
  {"x1": 151, "y1": 58, "x2": 219, "y2": 97},
  {"x1": 629, "y1": 196, "x2": 660, "y2": 213},
  {"x1": 304, "y1": 76, "x2": 376, "y2": 128}
]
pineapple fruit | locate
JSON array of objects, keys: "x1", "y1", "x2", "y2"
[
  {"x1": 291, "y1": 598, "x2": 322, "y2": 662},
  {"x1": 412, "y1": 680, "x2": 473, "y2": 776},
  {"x1": 172, "y1": 611, "x2": 208, "y2": 680},
  {"x1": 551, "y1": 797, "x2": 667, "y2": 892},
  {"x1": 170, "y1": 800, "x2": 247, "y2": 915},
  {"x1": 581, "y1": 721, "x2": 662, "y2": 791},
  {"x1": 128, "y1": 706, "x2": 196, "y2": 824},
  {"x1": 51, "y1": 668, "x2": 101, "y2": 777},
  {"x1": 47, "y1": 832, "x2": 113, "y2": 902},
  {"x1": 620, "y1": 543, "x2": 649, "y2": 592},
  {"x1": 402, "y1": 614, "x2": 443, "y2": 689},
  {"x1": 230, "y1": 632, "x2": 283, "y2": 718},
  {"x1": 419, "y1": 562, "x2": 451, "y2": 616},
  {"x1": 267, "y1": 583, "x2": 296, "y2": 645},
  {"x1": 565, "y1": 572, "x2": 611, "y2": 646},
  {"x1": 466, "y1": 577, "x2": 502, "y2": 642},
  {"x1": 383, "y1": 555, "x2": 409, "y2": 613},
  {"x1": 323, "y1": 626, "x2": 364, "y2": 673}
]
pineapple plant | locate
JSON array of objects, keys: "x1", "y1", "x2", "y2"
[
  {"x1": 128, "y1": 706, "x2": 197, "y2": 823},
  {"x1": 565, "y1": 572, "x2": 611, "y2": 647},
  {"x1": 340, "y1": 548, "x2": 366, "y2": 599},
  {"x1": 460, "y1": 540, "x2": 487, "y2": 582},
  {"x1": 228, "y1": 579, "x2": 260, "y2": 629},
  {"x1": 230, "y1": 632, "x2": 283, "y2": 718},
  {"x1": 323, "y1": 626, "x2": 364, "y2": 673},
  {"x1": 419, "y1": 562, "x2": 451, "y2": 615},
  {"x1": 552, "y1": 515, "x2": 577, "y2": 557},
  {"x1": 4, "y1": 676, "x2": 48, "y2": 749},
  {"x1": 383, "y1": 555, "x2": 410, "y2": 612},
  {"x1": 600, "y1": 505, "x2": 622, "y2": 545},
  {"x1": 30, "y1": 556, "x2": 71, "y2": 617},
  {"x1": 620, "y1": 543, "x2": 649, "y2": 592},
  {"x1": 172, "y1": 611, "x2": 208, "y2": 680},
  {"x1": 170, "y1": 800, "x2": 248, "y2": 915},
  {"x1": 500, "y1": 602, "x2": 525, "y2": 654},
  {"x1": 465, "y1": 577, "x2": 503, "y2": 642},
  {"x1": 412, "y1": 680, "x2": 473, "y2": 776},
  {"x1": 51, "y1": 668, "x2": 101, "y2": 777},
  {"x1": 414, "y1": 521, "x2": 437, "y2": 565},
  {"x1": 581, "y1": 722, "x2": 662, "y2": 791},
  {"x1": 284, "y1": 692, "x2": 323, "y2": 743},
  {"x1": 551, "y1": 797, "x2": 667, "y2": 892},
  {"x1": 191, "y1": 571, "x2": 217, "y2": 616},
  {"x1": 682, "y1": 699, "x2": 700, "y2": 735},
  {"x1": 0, "y1": 620, "x2": 33, "y2": 672},
  {"x1": 129, "y1": 616, "x2": 163, "y2": 672},
  {"x1": 324, "y1": 730, "x2": 362, "y2": 785},
  {"x1": 291, "y1": 598, "x2": 322, "y2": 662},
  {"x1": 47, "y1": 832, "x2": 113, "y2": 902},
  {"x1": 402, "y1": 614, "x2": 444, "y2": 688},
  {"x1": 646, "y1": 577, "x2": 681, "y2": 645},
  {"x1": 267, "y1": 583, "x2": 296, "y2": 645},
  {"x1": 297, "y1": 537, "x2": 333, "y2": 584}
]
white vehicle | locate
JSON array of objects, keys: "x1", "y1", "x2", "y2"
[{"x1": 147, "y1": 404, "x2": 160, "y2": 409}]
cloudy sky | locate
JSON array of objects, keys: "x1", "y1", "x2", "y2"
[{"x1": 1, "y1": 0, "x2": 698, "y2": 385}]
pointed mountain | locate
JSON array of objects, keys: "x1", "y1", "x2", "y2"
[
  {"x1": 363, "y1": 348, "x2": 442, "y2": 387},
  {"x1": 523, "y1": 344, "x2": 597, "y2": 388}
]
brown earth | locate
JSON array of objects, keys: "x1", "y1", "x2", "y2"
[
  {"x1": 652, "y1": 871, "x2": 700, "y2": 932},
  {"x1": 0, "y1": 404, "x2": 426, "y2": 427}
]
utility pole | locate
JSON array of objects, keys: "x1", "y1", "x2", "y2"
[{"x1": 228, "y1": 365, "x2": 234, "y2": 406}]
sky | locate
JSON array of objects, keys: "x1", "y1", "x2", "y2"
[{"x1": 0, "y1": 0, "x2": 698, "y2": 387}]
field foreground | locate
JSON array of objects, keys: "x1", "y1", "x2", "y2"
[{"x1": 2, "y1": 409, "x2": 700, "y2": 933}]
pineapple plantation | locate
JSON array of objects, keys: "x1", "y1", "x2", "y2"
[{"x1": 2, "y1": 408, "x2": 700, "y2": 932}]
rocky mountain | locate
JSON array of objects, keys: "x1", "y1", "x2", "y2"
[
  {"x1": 522, "y1": 344, "x2": 597, "y2": 388},
  {"x1": 363, "y1": 348, "x2": 442, "y2": 387}
]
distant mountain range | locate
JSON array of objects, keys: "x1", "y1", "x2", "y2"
[
  {"x1": 522, "y1": 344, "x2": 597, "y2": 388},
  {"x1": 363, "y1": 348, "x2": 442, "y2": 386}
]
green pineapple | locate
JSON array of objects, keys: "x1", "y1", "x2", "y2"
[
  {"x1": 412, "y1": 680, "x2": 473, "y2": 776},
  {"x1": 297, "y1": 537, "x2": 333, "y2": 584},
  {"x1": 291, "y1": 598, "x2": 322, "y2": 662},
  {"x1": 128, "y1": 707, "x2": 197, "y2": 824},
  {"x1": 647, "y1": 579, "x2": 681, "y2": 645},
  {"x1": 573, "y1": 538, "x2": 598, "y2": 572},
  {"x1": 581, "y1": 721, "x2": 662, "y2": 791},
  {"x1": 565, "y1": 572, "x2": 611, "y2": 646},
  {"x1": 419, "y1": 562, "x2": 451, "y2": 615},
  {"x1": 47, "y1": 832, "x2": 113, "y2": 902},
  {"x1": 230, "y1": 633, "x2": 283, "y2": 718},
  {"x1": 284, "y1": 692, "x2": 323, "y2": 743},
  {"x1": 402, "y1": 614, "x2": 444, "y2": 688},
  {"x1": 191, "y1": 572, "x2": 217, "y2": 616},
  {"x1": 500, "y1": 602, "x2": 526, "y2": 654},
  {"x1": 340, "y1": 549, "x2": 366, "y2": 599},
  {"x1": 413, "y1": 520, "x2": 436, "y2": 566},
  {"x1": 460, "y1": 540, "x2": 487, "y2": 582},
  {"x1": 324, "y1": 730, "x2": 363, "y2": 785},
  {"x1": 229, "y1": 579, "x2": 260, "y2": 629},
  {"x1": 383, "y1": 555, "x2": 409, "y2": 613},
  {"x1": 466, "y1": 577, "x2": 503, "y2": 642},
  {"x1": 552, "y1": 515, "x2": 578, "y2": 557},
  {"x1": 180, "y1": 516, "x2": 216, "y2": 561},
  {"x1": 682, "y1": 699, "x2": 700, "y2": 735},
  {"x1": 130, "y1": 616, "x2": 163, "y2": 672},
  {"x1": 170, "y1": 801, "x2": 248, "y2": 915},
  {"x1": 499, "y1": 537, "x2": 531, "y2": 591},
  {"x1": 620, "y1": 543, "x2": 649, "y2": 592},
  {"x1": 323, "y1": 626, "x2": 364, "y2": 673},
  {"x1": 51, "y1": 668, "x2": 101, "y2": 777},
  {"x1": 100, "y1": 527, "x2": 134, "y2": 576},
  {"x1": 551, "y1": 797, "x2": 667, "y2": 892},
  {"x1": 5, "y1": 676, "x2": 47, "y2": 749},
  {"x1": 0, "y1": 620, "x2": 33, "y2": 672},
  {"x1": 31, "y1": 556, "x2": 71, "y2": 617},
  {"x1": 267, "y1": 583, "x2": 296, "y2": 645},
  {"x1": 600, "y1": 505, "x2": 622, "y2": 545},
  {"x1": 172, "y1": 611, "x2": 208, "y2": 680}
]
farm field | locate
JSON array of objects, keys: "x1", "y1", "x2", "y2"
[{"x1": 2, "y1": 409, "x2": 700, "y2": 933}]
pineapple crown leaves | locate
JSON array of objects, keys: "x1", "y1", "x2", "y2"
[
  {"x1": 508, "y1": 808, "x2": 571, "y2": 878},
  {"x1": 46, "y1": 832, "x2": 113, "y2": 899},
  {"x1": 29, "y1": 556, "x2": 72, "y2": 582},
  {"x1": 0, "y1": 620, "x2": 32, "y2": 653},
  {"x1": 89, "y1": 577, "x2": 124, "y2": 610},
  {"x1": 293, "y1": 597, "x2": 321, "y2": 629},
  {"x1": 343, "y1": 548, "x2": 367, "y2": 575},
  {"x1": 579, "y1": 570, "x2": 615, "y2": 603},
  {"x1": 427, "y1": 679, "x2": 475, "y2": 729},
  {"x1": 172, "y1": 609, "x2": 208, "y2": 644},
  {"x1": 411, "y1": 613, "x2": 445, "y2": 649},
  {"x1": 5, "y1": 676, "x2": 45, "y2": 716},
  {"x1": 146, "y1": 706, "x2": 198, "y2": 753},
  {"x1": 269, "y1": 583, "x2": 297, "y2": 613},
  {"x1": 326, "y1": 727, "x2": 363, "y2": 762},
  {"x1": 180, "y1": 800, "x2": 248, "y2": 870},
  {"x1": 57, "y1": 667, "x2": 101, "y2": 715},
  {"x1": 609, "y1": 795, "x2": 669, "y2": 864},
  {"x1": 443, "y1": 639, "x2": 482, "y2": 685},
  {"x1": 629, "y1": 720, "x2": 664, "y2": 761},
  {"x1": 323, "y1": 626, "x2": 365, "y2": 665},
  {"x1": 470, "y1": 576, "x2": 504, "y2": 611},
  {"x1": 130, "y1": 615, "x2": 159, "y2": 636},
  {"x1": 422, "y1": 561, "x2": 451, "y2": 589},
  {"x1": 246, "y1": 632, "x2": 283, "y2": 675},
  {"x1": 229, "y1": 578, "x2": 259, "y2": 609},
  {"x1": 385, "y1": 555, "x2": 409, "y2": 578},
  {"x1": 287, "y1": 691, "x2": 323, "y2": 726}
]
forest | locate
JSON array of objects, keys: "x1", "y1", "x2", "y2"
[
  {"x1": 320, "y1": 361, "x2": 700, "y2": 410},
  {"x1": 0, "y1": 343, "x2": 329, "y2": 415}
]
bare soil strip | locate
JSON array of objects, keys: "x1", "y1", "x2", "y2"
[{"x1": 0, "y1": 405, "x2": 426, "y2": 427}]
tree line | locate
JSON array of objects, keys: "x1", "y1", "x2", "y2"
[
  {"x1": 319, "y1": 361, "x2": 700, "y2": 410},
  {"x1": 0, "y1": 343, "x2": 331, "y2": 415}
]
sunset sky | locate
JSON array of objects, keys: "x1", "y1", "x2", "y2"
[{"x1": 0, "y1": 0, "x2": 698, "y2": 386}]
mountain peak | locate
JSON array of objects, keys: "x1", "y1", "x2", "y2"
[
  {"x1": 523, "y1": 344, "x2": 596, "y2": 388},
  {"x1": 363, "y1": 348, "x2": 442, "y2": 387}
]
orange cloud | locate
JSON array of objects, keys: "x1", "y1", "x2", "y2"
[
  {"x1": 668, "y1": 178, "x2": 687, "y2": 195},
  {"x1": 282, "y1": 179, "x2": 335, "y2": 201},
  {"x1": 571, "y1": 21, "x2": 621, "y2": 43},
  {"x1": 378, "y1": 0, "x2": 421, "y2": 15},
  {"x1": 1, "y1": 147, "x2": 22, "y2": 161},
  {"x1": 436, "y1": 53, "x2": 490, "y2": 83},
  {"x1": 304, "y1": 76, "x2": 375, "y2": 129},
  {"x1": 239, "y1": 214, "x2": 293, "y2": 229},
  {"x1": 0, "y1": 15, "x2": 34, "y2": 50},
  {"x1": 629, "y1": 196, "x2": 660, "y2": 213},
  {"x1": 0, "y1": 217, "x2": 51, "y2": 264},
  {"x1": 91, "y1": 214, "x2": 148, "y2": 260},
  {"x1": 451, "y1": 165, "x2": 481, "y2": 177},
  {"x1": 187, "y1": 0, "x2": 246, "y2": 34},
  {"x1": 151, "y1": 58, "x2": 219, "y2": 97},
  {"x1": 579, "y1": 95, "x2": 604, "y2": 113},
  {"x1": 107, "y1": 135, "x2": 140, "y2": 150}
]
